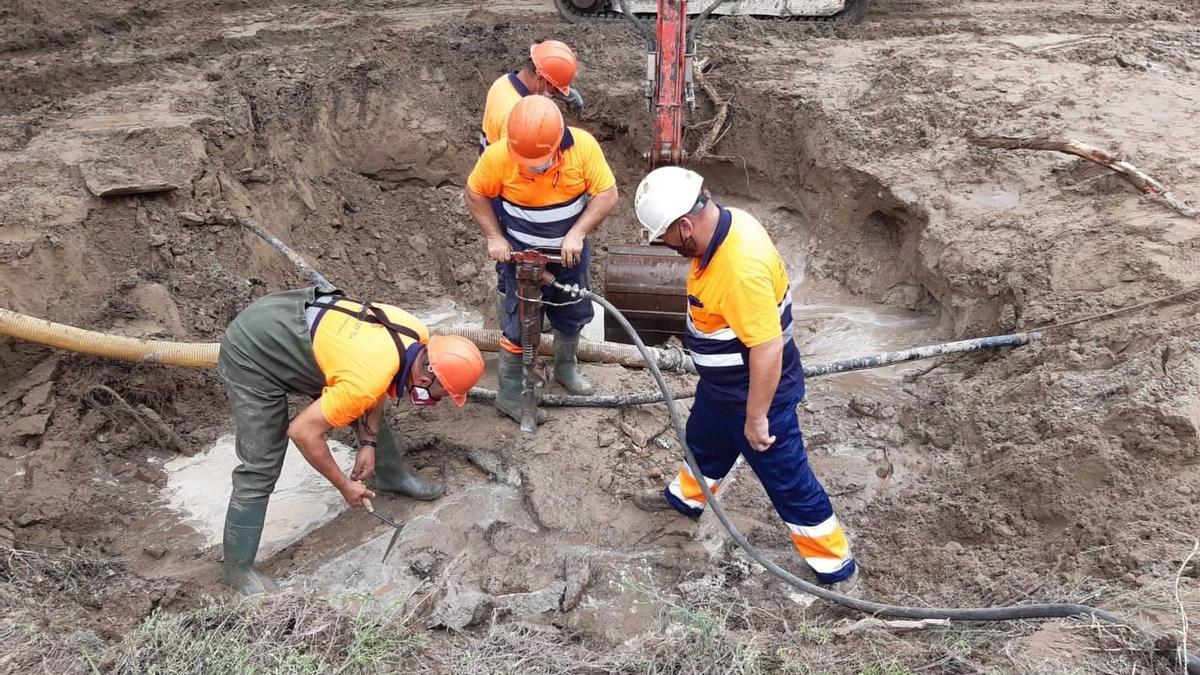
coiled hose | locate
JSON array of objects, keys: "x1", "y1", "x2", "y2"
[{"x1": 550, "y1": 280, "x2": 1199, "y2": 674}]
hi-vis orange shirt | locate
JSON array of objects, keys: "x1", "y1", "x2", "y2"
[
  {"x1": 467, "y1": 127, "x2": 616, "y2": 249},
  {"x1": 480, "y1": 72, "x2": 530, "y2": 151},
  {"x1": 304, "y1": 297, "x2": 429, "y2": 428}
]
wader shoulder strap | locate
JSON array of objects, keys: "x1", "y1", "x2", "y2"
[{"x1": 307, "y1": 296, "x2": 421, "y2": 391}]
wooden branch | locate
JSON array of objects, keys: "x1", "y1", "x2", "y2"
[
  {"x1": 970, "y1": 135, "x2": 1197, "y2": 218},
  {"x1": 693, "y1": 58, "x2": 730, "y2": 160}
]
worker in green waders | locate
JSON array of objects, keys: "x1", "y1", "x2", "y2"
[{"x1": 216, "y1": 287, "x2": 485, "y2": 594}]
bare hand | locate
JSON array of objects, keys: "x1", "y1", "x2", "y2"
[
  {"x1": 487, "y1": 236, "x2": 512, "y2": 263},
  {"x1": 351, "y1": 445, "x2": 376, "y2": 482},
  {"x1": 340, "y1": 480, "x2": 377, "y2": 508},
  {"x1": 744, "y1": 415, "x2": 775, "y2": 452},
  {"x1": 560, "y1": 232, "x2": 585, "y2": 268}
]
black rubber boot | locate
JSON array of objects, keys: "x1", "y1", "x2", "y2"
[
  {"x1": 374, "y1": 425, "x2": 444, "y2": 501},
  {"x1": 552, "y1": 330, "x2": 593, "y2": 395},
  {"x1": 220, "y1": 496, "x2": 278, "y2": 595},
  {"x1": 495, "y1": 350, "x2": 546, "y2": 424}
]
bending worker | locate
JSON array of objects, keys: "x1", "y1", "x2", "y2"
[
  {"x1": 479, "y1": 39, "x2": 583, "y2": 327},
  {"x1": 631, "y1": 167, "x2": 858, "y2": 590},
  {"x1": 464, "y1": 94, "x2": 618, "y2": 422},
  {"x1": 217, "y1": 286, "x2": 485, "y2": 594}
]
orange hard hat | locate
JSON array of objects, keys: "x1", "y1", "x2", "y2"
[
  {"x1": 530, "y1": 40, "x2": 577, "y2": 95},
  {"x1": 507, "y1": 95, "x2": 564, "y2": 167},
  {"x1": 425, "y1": 335, "x2": 485, "y2": 407}
]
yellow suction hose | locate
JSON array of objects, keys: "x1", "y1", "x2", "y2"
[
  {"x1": 0, "y1": 308, "x2": 692, "y2": 372},
  {"x1": 0, "y1": 308, "x2": 220, "y2": 367}
]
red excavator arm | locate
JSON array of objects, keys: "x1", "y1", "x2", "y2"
[{"x1": 650, "y1": 0, "x2": 691, "y2": 166}]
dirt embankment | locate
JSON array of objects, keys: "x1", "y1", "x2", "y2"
[{"x1": 2, "y1": 0, "x2": 1200, "y2": 672}]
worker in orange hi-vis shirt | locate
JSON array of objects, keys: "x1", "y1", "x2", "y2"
[
  {"x1": 216, "y1": 287, "x2": 485, "y2": 595},
  {"x1": 465, "y1": 95, "x2": 618, "y2": 424},
  {"x1": 631, "y1": 166, "x2": 858, "y2": 593},
  {"x1": 478, "y1": 40, "x2": 584, "y2": 327}
]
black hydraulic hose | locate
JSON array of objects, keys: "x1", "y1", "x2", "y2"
[
  {"x1": 687, "y1": 0, "x2": 728, "y2": 50},
  {"x1": 552, "y1": 281, "x2": 1199, "y2": 674},
  {"x1": 615, "y1": 0, "x2": 653, "y2": 42},
  {"x1": 467, "y1": 333, "x2": 1042, "y2": 408},
  {"x1": 233, "y1": 215, "x2": 335, "y2": 292}
]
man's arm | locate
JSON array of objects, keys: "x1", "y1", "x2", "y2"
[
  {"x1": 349, "y1": 400, "x2": 385, "y2": 481},
  {"x1": 288, "y1": 400, "x2": 375, "y2": 507},
  {"x1": 465, "y1": 187, "x2": 512, "y2": 263},
  {"x1": 744, "y1": 336, "x2": 783, "y2": 452},
  {"x1": 560, "y1": 186, "x2": 618, "y2": 267}
]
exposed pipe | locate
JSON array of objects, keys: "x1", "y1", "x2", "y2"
[
  {"x1": 468, "y1": 332, "x2": 1042, "y2": 407},
  {"x1": 438, "y1": 326, "x2": 694, "y2": 373}
]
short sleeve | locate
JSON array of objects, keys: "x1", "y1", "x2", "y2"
[
  {"x1": 467, "y1": 145, "x2": 506, "y2": 198},
  {"x1": 573, "y1": 131, "x2": 617, "y2": 196},
  {"x1": 721, "y1": 259, "x2": 783, "y2": 348}
]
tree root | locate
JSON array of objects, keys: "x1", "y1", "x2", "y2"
[{"x1": 970, "y1": 134, "x2": 1197, "y2": 218}]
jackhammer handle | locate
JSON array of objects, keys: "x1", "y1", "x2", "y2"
[{"x1": 508, "y1": 251, "x2": 564, "y2": 264}]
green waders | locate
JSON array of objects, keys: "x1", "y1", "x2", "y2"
[{"x1": 216, "y1": 287, "x2": 440, "y2": 595}]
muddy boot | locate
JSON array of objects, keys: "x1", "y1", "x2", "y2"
[
  {"x1": 552, "y1": 330, "x2": 593, "y2": 396},
  {"x1": 495, "y1": 350, "x2": 547, "y2": 424},
  {"x1": 824, "y1": 568, "x2": 860, "y2": 596},
  {"x1": 220, "y1": 496, "x2": 278, "y2": 595},
  {"x1": 632, "y1": 488, "x2": 677, "y2": 513},
  {"x1": 375, "y1": 427, "x2": 444, "y2": 501}
]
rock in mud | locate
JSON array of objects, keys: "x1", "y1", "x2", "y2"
[
  {"x1": 494, "y1": 582, "x2": 566, "y2": 618},
  {"x1": 561, "y1": 558, "x2": 591, "y2": 612},
  {"x1": 466, "y1": 449, "x2": 520, "y2": 486},
  {"x1": 7, "y1": 412, "x2": 51, "y2": 438},
  {"x1": 452, "y1": 262, "x2": 478, "y2": 283},
  {"x1": 143, "y1": 546, "x2": 167, "y2": 559},
  {"x1": 177, "y1": 211, "x2": 206, "y2": 225},
  {"x1": 849, "y1": 395, "x2": 895, "y2": 419},
  {"x1": 429, "y1": 581, "x2": 493, "y2": 631},
  {"x1": 80, "y1": 159, "x2": 179, "y2": 197}
]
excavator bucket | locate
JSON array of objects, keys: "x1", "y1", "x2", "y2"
[{"x1": 602, "y1": 245, "x2": 689, "y2": 346}]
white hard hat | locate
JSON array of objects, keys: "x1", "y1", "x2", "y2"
[{"x1": 634, "y1": 166, "x2": 704, "y2": 242}]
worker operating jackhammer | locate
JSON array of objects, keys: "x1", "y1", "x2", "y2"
[
  {"x1": 479, "y1": 40, "x2": 584, "y2": 329},
  {"x1": 630, "y1": 167, "x2": 858, "y2": 591},
  {"x1": 464, "y1": 94, "x2": 619, "y2": 424},
  {"x1": 217, "y1": 287, "x2": 485, "y2": 594}
]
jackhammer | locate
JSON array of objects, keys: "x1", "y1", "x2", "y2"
[{"x1": 508, "y1": 249, "x2": 564, "y2": 433}]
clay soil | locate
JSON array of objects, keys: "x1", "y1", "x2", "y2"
[{"x1": 2, "y1": 0, "x2": 1200, "y2": 672}]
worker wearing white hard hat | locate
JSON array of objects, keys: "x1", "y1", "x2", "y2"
[{"x1": 631, "y1": 166, "x2": 858, "y2": 591}]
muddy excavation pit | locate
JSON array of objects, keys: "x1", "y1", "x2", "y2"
[{"x1": 2, "y1": 0, "x2": 1200, "y2": 672}]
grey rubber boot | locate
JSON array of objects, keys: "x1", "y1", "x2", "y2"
[
  {"x1": 552, "y1": 330, "x2": 593, "y2": 395},
  {"x1": 220, "y1": 496, "x2": 278, "y2": 595},
  {"x1": 374, "y1": 425, "x2": 444, "y2": 501},
  {"x1": 496, "y1": 350, "x2": 546, "y2": 424}
]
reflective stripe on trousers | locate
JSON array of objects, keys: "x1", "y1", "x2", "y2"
[{"x1": 660, "y1": 387, "x2": 855, "y2": 584}]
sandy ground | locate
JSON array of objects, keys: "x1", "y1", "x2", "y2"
[{"x1": 2, "y1": 0, "x2": 1200, "y2": 671}]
